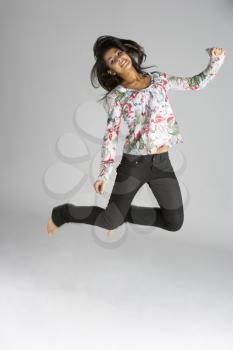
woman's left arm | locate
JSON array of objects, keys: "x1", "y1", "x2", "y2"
[{"x1": 165, "y1": 47, "x2": 226, "y2": 91}]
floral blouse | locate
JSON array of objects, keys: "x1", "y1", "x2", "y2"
[{"x1": 98, "y1": 48, "x2": 226, "y2": 183}]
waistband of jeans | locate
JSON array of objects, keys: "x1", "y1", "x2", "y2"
[{"x1": 122, "y1": 151, "x2": 169, "y2": 161}]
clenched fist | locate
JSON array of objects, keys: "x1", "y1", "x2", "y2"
[
  {"x1": 206, "y1": 47, "x2": 225, "y2": 57},
  {"x1": 94, "y1": 179, "x2": 106, "y2": 195}
]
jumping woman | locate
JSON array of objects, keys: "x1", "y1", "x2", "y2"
[{"x1": 47, "y1": 35, "x2": 225, "y2": 237}]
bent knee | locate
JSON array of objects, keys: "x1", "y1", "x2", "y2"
[
  {"x1": 167, "y1": 216, "x2": 184, "y2": 231},
  {"x1": 166, "y1": 209, "x2": 184, "y2": 231}
]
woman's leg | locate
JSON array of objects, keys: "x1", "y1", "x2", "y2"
[
  {"x1": 51, "y1": 153, "x2": 183, "y2": 232},
  {"x1": 125, "y1": 158, "x2": 184, "y2": 231},
  {"x1": 51, "y1": 171, "x2": 146, "y2": 230}
]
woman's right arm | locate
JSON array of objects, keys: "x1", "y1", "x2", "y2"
[{"x1": 97, "y1": 92, "x2": 123, "y2": 184}]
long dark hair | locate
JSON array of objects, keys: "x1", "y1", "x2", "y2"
[{"x1": 90, "y1": 35, "x2": 159, "y2": 103}]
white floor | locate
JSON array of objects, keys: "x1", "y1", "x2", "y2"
[{"x1": 1, "y1": 208, "x2": 233, "y2": 350}]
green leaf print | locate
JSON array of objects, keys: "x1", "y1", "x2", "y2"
[
  {"x1": 168, "y1": 120, "x2": 180, "y2": 136},
  {"x1": 139, "y1": 138, "x2": 145, "y2": 150},
  {"x1": 126, "y1": 138, "x2": 137, "y2": 153},
  {"x1": 188, "y1": 73, "x2": 206, "y2": 89},
  {"x1": 115, "y1": 90, "x2": 125, "y2": 102}
]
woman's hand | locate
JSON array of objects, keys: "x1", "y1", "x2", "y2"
[
  {"x1": 206, "y1": 47, "x2": 225, "y2": 57},
  {"x1": 94, "y1": 179, "x2": 106, "y2": 195}
]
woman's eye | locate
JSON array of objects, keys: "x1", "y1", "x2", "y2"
[{"x1": 109, "y1": 50, "x2": 123, "y2": 65}]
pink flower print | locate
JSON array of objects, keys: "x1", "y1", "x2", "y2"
[
  {"x1": 104, "y1": 156, "x2": 114, "y2": 166},
  {"x1": 115, "y1": 123, "x2": 120, "y2": 134},
  {"x1": 141, "y1": 110, "x2": 146, "y2": 117},
  {"x1": 100, "y1": 154, "x2": 114, "y2": 174},
  {"x1": 134, "y1": 130, "x2": 142, "y2": 140},
  {"x1": 109, "y1": 127, "x2": 119, "y2": 141},
  {"x1": 143, "y1": 123, "x2": 150, "y2": 136},
  {"x1": 131, "y1": 91, "x2": 139, "y2": 99},
  {"x1": 167, "y1": 115, "x2": 175, "y2": 123},
  {"x1": 163, "y1": 78, "x2": 169, "y2": 89},
  {"x1": 107, "y1": 128, "x2": 114, "y2": 141},
  {"x1": 155, "y1": 115, "x2": 166, "y2": 124},
  {"x1": 140, "y1": 94, "x2": 146, "y2": 104},
  {"x1": 124, "y1": 102, "x2": 134, "y2": 115}
]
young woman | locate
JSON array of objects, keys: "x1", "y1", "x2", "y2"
[{"x1": 47, "y1": 35, "x2": 225, "y2": 236}]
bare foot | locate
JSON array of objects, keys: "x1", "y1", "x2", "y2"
[
  {"x1": 107, "y1": 229, "x2": 113, "y2": 237},
  {"x1": 47, "y1": 217, "x2": 58, "y2": 236}
]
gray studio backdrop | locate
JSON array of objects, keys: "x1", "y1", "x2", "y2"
[
  {"x1": 1, "y1": 0, "x2": 232, "y2": 247},
  {"x1": 0, "y1": 1, "x2": 233, "y2": 349}
]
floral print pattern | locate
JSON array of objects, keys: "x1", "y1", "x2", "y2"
[{"x1": 98, "y1": 49, "x2": 226, "y2": 183}]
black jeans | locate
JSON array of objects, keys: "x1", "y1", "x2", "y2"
[{"x1": 51, "y1": 151, "x2": 184, "y2": 231}]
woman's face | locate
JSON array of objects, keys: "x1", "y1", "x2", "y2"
[{"x1": 103, "y1": 47, "x2": 132, "y2": 75}]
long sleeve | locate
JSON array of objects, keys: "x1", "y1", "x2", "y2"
[
  {"x1": 161, "y1": 48, "x2": 226, "y2": 91},
  {"x1": 97, "y1": 91, "x2": 123, "y2": 183}
]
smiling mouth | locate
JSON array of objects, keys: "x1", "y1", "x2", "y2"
[{"x1": 121, "y1": 60, "x2": 128, "y2": 67}]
